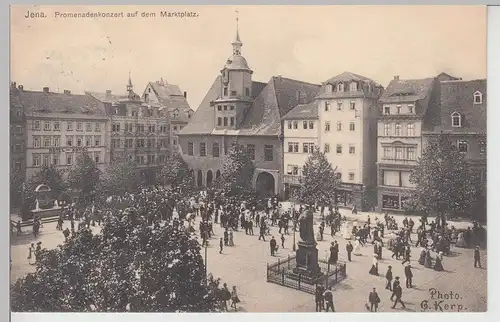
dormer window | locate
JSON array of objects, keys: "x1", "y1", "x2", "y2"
[
  {"x1": 173, "y1": 109, "x2": 179, "y2": 118},
  {"x1": 349, "y1": 82, "x2": 358, "y2": 92},
  {"x1": 473, "y1": 91, "x2": 483, "y2": 104},
  {"x1": 337, "y1": 82, "x2": 344, "y2": 92},
  {"x1": 451, "y1": 112, "x2": 462, "y2": 127},
  {"x1": 326, "y1": 84, "x2": 333, "y2": 93}
]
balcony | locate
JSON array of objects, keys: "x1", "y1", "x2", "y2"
[
  {"x1": 378, "y1": 158, "x2": 417, "y2": 165},
  {"x1": 283, "y1": 174, "x2": 302, "y2": 185}
]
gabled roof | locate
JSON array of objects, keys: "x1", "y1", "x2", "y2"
[
  {"x1": 178, "y1": 76, "x2": 320, "y2": 136},
  {"x1": 86, "y1": 91, "x2": 128, "y2": 104},
  {"x1": 379, "y1": 78, "x2": 435, "y2": 104},
  {"x1": 431, "y1": 79, "x2": 486, "y2": 134},
  {"x1": 146, "y1": 81, "x2": 192, "y2": 112},
  {"x1": 282, "y1": 102, "x2": 318, "y2": 120},
  {"x1": 18, "y1": 90, "x2": 107, "y2": 117},
  {"x1": 324, "y1": 71, "x2": 383, "y2": 87}
]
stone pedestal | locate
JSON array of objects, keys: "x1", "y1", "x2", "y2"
[{"x1": 293, "y1": 241, "x2": 323, "y2": 280}]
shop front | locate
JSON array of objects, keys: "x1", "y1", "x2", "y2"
[
  {"x1": 335, "y1": 183, "x2": 364, "y2": 209},
  {"x1": 379, "y1": 189, "x2": 412, "y2": 212}
]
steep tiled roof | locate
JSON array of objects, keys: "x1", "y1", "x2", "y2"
[
  {"x1": 178, "y1": 76, "x2": 320, "y2": 136},
  {"x1": 380, "y1": 78, "x2": 435, "y2": 104},
  {"x1": 324, "y1": 71, "x2": 383, "y2": 87},
  {"x1": 282, "y1": 102, "x2": 318, "y2": 120},
  {"x1": 18, "y1": 90, "x2": 107, "y2": 117},
  {"x1": 86, "y1": 91, "x2": 128, "y2": 104},
  {"x1": 147, "y1": 81, "x2": 192, "y2": 113},
  {"x1": 430, "y1": 79, "x2": 486, "y2": 134}
]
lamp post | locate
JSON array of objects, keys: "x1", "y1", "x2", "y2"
[{"x1": 292, "y1": 201, "x2": 296, "y2": 252}]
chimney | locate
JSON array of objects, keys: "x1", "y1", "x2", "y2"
[
  {"x1": 64, "y1": 90, "x2": 71, "y2": 94},
  {"x1": 105, "y1": 90, "x2": 112, "y2": 99},
  {"x1": 183, "y1": 91, "x2": 187, "y2": 99},
  {"x1": 18, "y1": 85, "x2": 23, "y2": 90},
  {"x1": 394, "y1": 76, "x2": 400, "y2": 80},
  {"x1": 11, "y1": 82, "x2": 16, "y2": 90},
  {"x1": 43, "y1": 87, "x2": 49, "y2": 93}
]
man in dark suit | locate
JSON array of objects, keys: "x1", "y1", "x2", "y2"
[
  {"x1": 346, "y1": 241, "x2": 354, "y2": 262},
  {"x1": 474, "y1": 246, "x2": 482, "y2": 268},
  {"x1": 368, "y1": 287, "x2": 380, "y2": 312},
  {"x1": 390, "y1": 277, "x2": 401, "y2": 301},
  {"x1": 391, "y1": 282, "x2": 406, "y2": 309},
  {"x1": 270, "y1": 236, "x2": 277, "y2": 256},
  {"x1": 385, "y1": 265, "x2": 393, "y2": 290},
  {"x1": 404, "y1": 264, "x2": 413, "y2": 288}
]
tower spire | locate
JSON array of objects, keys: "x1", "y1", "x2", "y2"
[
  {"x1": 232, "y1": 9, "x2": 242, "y2": 55},
  {"x1": 127, "y1": 70, "x2": 133, "y2": 92}
]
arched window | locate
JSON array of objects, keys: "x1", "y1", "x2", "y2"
[
  {"x1": 473, "y1": 91, "x2": 483, "y2": 104},
  {"x1": 349, "y1": 82, "x2": 358, "y2": 91},
  {"x1": 326, "y1": 84, "x2": 333, "y2": 93},
  {"x1": 451, "y1": 112, "x2": 462, "y2": 127},
  {"x1": 212, "y1": 142, "x2": 220, "y2": 157},
  {"x1": 395, "y1": 123, "x2": 402, "y2": 136},
  {"x1": 337, "y1": 82, "x2": 344, "y2": 92}
]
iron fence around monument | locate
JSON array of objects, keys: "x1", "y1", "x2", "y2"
[{"x1": 266, "y1": 254, "x2": 347, "y2": 295}]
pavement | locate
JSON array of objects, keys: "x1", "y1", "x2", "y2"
[{"x1": 9, "y1": 205, "x2": 487, "y2": 312}]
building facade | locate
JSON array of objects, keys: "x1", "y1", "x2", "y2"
[
  {"x1": 316, "y1": 73, "x2": 383, "y2": 210},
  {"x1": 18, "y1": 86, "x2": 109, "y2": 180},
  {"x1": 376, "y1": 76, "x2": 438, "y2": 212},
  {"x1": 178, "y1": 22, "x2": 320, "y2": 196},
  {"x1": 10, "y1": 83, "x2": 26, "y2": 175},
  {"x1": 422, "y1": 78, "x2": 487, "y2": 215},
  {"x1": 106, "y1": 78, "x2": 172, "y2": 185},
  {"x1": 282, "y1": 102, "x2": 320, "y2": 199}
]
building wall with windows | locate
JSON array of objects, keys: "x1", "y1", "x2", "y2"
[
  {"x1": 10, "y1": 84, "x2": 26, "y2": 176},
  {"x1": 19, "y1": 87, "x2": 109, "y2": 180}
]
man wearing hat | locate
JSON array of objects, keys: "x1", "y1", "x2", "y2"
[
  {"x1": 390, "y1": 276, "x2": 401, "y2": 301},
  {"x1": 474, "y1": 246, "x2": 482, "y2": 268},
  {"x1": 385, "y1": 265, "x2": 393, "y2": 290}
]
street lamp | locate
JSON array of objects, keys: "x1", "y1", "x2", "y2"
[{"x1": 292, "y1": 201, "x2": 296, "y2": 252}]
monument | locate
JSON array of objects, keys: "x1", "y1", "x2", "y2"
[{"x1": 293, "y1": 207, "x2": 323, "y2": 281}]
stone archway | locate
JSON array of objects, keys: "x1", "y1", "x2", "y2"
[
  {"x1": 197, "y1": 170, "x2": 203, "y2": 187},
  {"x1": 206, "y1": 170, "x2": 213, "y2": 187},
  {"x1": 256, "y1": 172, "x2": 275, "y2": 197}
]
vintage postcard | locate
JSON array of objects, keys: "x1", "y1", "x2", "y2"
[{"x1": 9, "y1": 5, "x2": 487, "y2": 313}]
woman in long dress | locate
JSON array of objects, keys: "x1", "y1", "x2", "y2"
[
  {"x1": 418, "y1": 248, "x2": 426, "y2": 265},
  {"x1": 230, "y1": 286, "x2": 240, "y2": 311},
  {"x1": 229, "y1": 230, "x2": 234, "y2": 246},
  {"x1": 434, "y1": 252, "x2": 444, "y2": 271},
  {"x1": 424, "y1": 249, "x2": 433, "y2": 268},
  {"x1": 369, "y1": 254, "x2": 379, "y2": 275},
  {"x1": 353, "y1": 236, "x2": 362, "y2": 256},
  {"x1": 455, "y1": 232, "x2": 467, "y2": 248}
]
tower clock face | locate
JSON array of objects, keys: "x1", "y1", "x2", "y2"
[{"x1": 222, "y1": 69, "x2": 229, "y2": 85}]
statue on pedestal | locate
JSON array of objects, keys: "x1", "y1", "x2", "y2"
[
  {"x1": 294, "y1": 207, "x2": 322, "y2": 279},
  {"x1": 298, "y1": 209, "x2": 316, "y2": 244}
]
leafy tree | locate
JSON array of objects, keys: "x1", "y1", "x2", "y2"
[
  {"x1": 67, "y1": 151, "x2": 100, "y2": 202},
  {"x1": 406, "y1": 134, "x2": 481, "y2": 220},
  {"x1": 216, "y1": 144, "x2": 255, "y2": 196},
  {"x1": 298, "y1": 149, "x2": 340, "y2": 206},
  {"x1": 31, "y1": 165, "x2": 67, "y2": 198},
  {"x1": 159, "y1": 153, "x2": 193, "y2": 188},
  {"x1": 10, "y1": 212, "x2": 220, "y2": 312},
  {"x1": 100, "y1": 160, "x2": 140, "y2": 196}
]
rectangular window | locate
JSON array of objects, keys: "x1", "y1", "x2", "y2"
[
  {"x1": 293, "y1": 121, "x2": 298, "y2": 129},
  {"x1": 33, "y1": 136, "x2": 40, "y2": 148},
  {"x1": 43, "y1": 154, "x2": 49, "y2": 166},
  {"x1": 85, "y1": 136, "x2": 92, "y2": 147},
  {"x1": 384, "y1": 106, "x2": 390, "y2": 115},
  {"x1": 303, "y1": 121, "x2": 308, "y2": 130},
  {"x1": 231, "y1": 90, "x2": 237, "y2": 96},
  {"x1": 349, "y1": 122, "x2": 355, "y2": 131},
  {"x1": 350, "y1": 101, "x2": 356, "y2": 110},
  {"x1": 293, "y1": 166, "x2": 299, "y2": 175},
  {"x1": 94, "y1": 152, "x2": 101, "y2": 164},
  {"x1": 67, "y1": 122, "x2": 73, "y2": 131},
  {"x1": 293, "y1": 142, "x2": 299, "y2": 153},
  {"x1": 407, "y1": 147, "x2": 416, "y2": 160},
  {"x1": 287, "y1": 165, "x2": 293, "y2": 175},
  {"x1": 218, "y1": 117, "x2": 222, "y2": 126},
  {"x1": 288, "y1": 121, "x2": 292, "y2": 129},
  {"x1": 43, "y1": 137, "x2": 51, "y2": 147},
  {"x1": 44, "y1": 121, "x2": 51, "y2": 131},
  {"x1": 325, "y1": 101, "x2": 330, "y2": 111},
  {"x1": 337, "y1": 102, "x2": 343, "y2": 110},
  {"x1": 54, "y1": 122, "x2": 60, "y2": 131},
  {"x1": 336, "y1": 144, "x2": 342, "y2": 154},
  {"x1": 200, "y1": 143, "x2": 206, "y2": 156},
  {"x1": 264, "y1": 145, "x2": 273, "y2": 161},
  {"x1": 395, "y1": 147, "x2": 403, "y2": 159},
  {"x1": 288, "y1": 143, "x2": 294, "y2": 153},
  {"x1": 458, "y1": 140, "x2": 468, "y2": 153},
  {"x1": 223, "y1": 105, "x2": 228, "y2": 111},
  {"x1": 52, "y1": 155, "x2": 59, "y2": 166},
  {"x1": 213, "y1": 143, "x2": 220, "y2": 157},
  {"x1": 309, "y1": 121, "x2": 314, "y2": 129},
  {"x1": 395, "y1": 123, "x2": 401, "y2": 136},
  {"x1": 348, "y1": 172, "x2": 355, "y2": 181},
  {"x1": 76, "y1": 122, "x2": 83, "y2": 131},
  {"x1": 223, "y1": 87, "x2": 228, "y2": 96},
  {"x1": 247, "y1": 144, "x2": 255, "y2": 160},
  {"x1": 15, "y1": 126, "x2": 23, "y2": 134},
  {"x1": 95, "y1": 123, "x2": 101, "y2": 132},
  {"x1": 384, "y1": 123, "x2": 390, "y2": 136},
  {"x1": 325, "y1": 122, "x2": 330, "y2": 132},
  {"x1": 303, "y1": 143, "x2": 309, "y2": 153},
  {"x1": 350, "y1": 82, "x2": 358, "y2": 91},
  {"x1": 66, "y1": 136, "x2": 75, "y2": 147},
  {"x1": 396, "y1": 105, "x2": 402, "y2": 114},
  {"x1": 53, "y1": 137, "x2": 60, "y2": 147},
  {"x1": 217, "y1": 106, "x2": 222, "y2": 111},
  {"x1": 408, "y1": 105, "x2": 414, "y2": 114},
  {"x1": 34, "y1": 120, "x2": 41, "y2": 131},
  {"x1": 337, "y1": 122, "x2": 342, "y2": 131},
  {"x1": 95, "y1": 136, "x2": 101, "y2": 146},
  {"x1": 230, "y1": 117, "x2": 235, "y2": 126},
  {"x1": 77, "y1": 137, "x2": 83, "y2": 147},
  {"x1": 324, "y1": 144, "x2": 330, "y2": 153},
  {"x1": 383, "y1": 147, "x2": 391, "y2": 159},
  {"x1": 188, "y1": 142, "x2": 194, "y2": 156},
  {"x1": 86, "y1": 122, "x2": 92, "y2": 131},
  {"x1": 479, "y1": 140, "x2": 486, "y2": 154},
  {"x1": 66, "y1": 153, "x2": 73, "y2": 166},
  {"x1": 349, "y1": 145, "x2": 355, "y2": 154},
  {"x1": 33, "y1": 154, "x2": 40, "y2": 166},
  {"x1": 223, "y1": 117, "x2": 228, "y2": 126}
]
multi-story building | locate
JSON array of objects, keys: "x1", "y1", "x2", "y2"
[
  {"x1": 316, "y1": 73, "x2": 383, "y2": 210},
  {"x1": 376, "y1": 76, "x2": 438, "y2": 212},
  {"x1": 178, "y1": 22, "x2": 320, "y2": 196},
  {"x1": 19, "y1": 86, "x2": 109, "y2": 180},
  {"x1": 282, "y1": 102, "x2": 320, "y2": 199},
  {"x1": 422, "y1": 78, "x2": 487, "y2": 215},
  {"x1": 106, "y1": 77, "x2": 172, "y2": 185},
  {"x1": 10, "y1": 82, "x2": 26, "y2": 174},
  {"x1": 141, "y1": 79, "x2": 193, "y2": 152}
]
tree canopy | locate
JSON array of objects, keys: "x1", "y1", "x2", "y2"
[
  {"x1": 67, "y1": 151, "x2": 101, "y2": 202},
  {"x1": 159, "y1": 153, "x2": 193, "y2": 188},
  {"x1": 406, "y1": 134, "x2": 481, "y2": 219},
  {"x1": 11, "y1": 211, "x2": 219, "y2": 312},
  {"x1": 298, "y1": 149, "x2": 340, "y2": 206},
  {"x1": 100, "y1": 159, "x2": 140, "y2": 197},
  {"x1": 217, "y1": 144, "x2": 255, "y2": 196}
]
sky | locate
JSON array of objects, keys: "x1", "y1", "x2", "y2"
[{"x1": 10, "y1": 5, "x2": 487, "y2": 110}]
